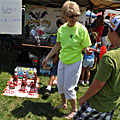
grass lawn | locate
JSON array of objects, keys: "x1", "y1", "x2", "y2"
[
  {"x1": 0, "y1": 47, "x2": 120, "y2": 120},
  {"x1": 0, "y1": 72, "x2": 89, "y2": 120}
]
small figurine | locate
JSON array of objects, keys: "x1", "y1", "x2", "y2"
[
  {"x1": 13, "y1": 72, "x2": 18, "y2": 85},
  {"x1": 20, "y1": 81, "x2": 26, "y2": 92},
  {"x1": 33, "y1": 73, "x2": 37, "y2": 83},
  {"x1": 22, "y1": 78, "x2": 27, "y2": 86},
  {"x1": 23, "y1": 72, "x2": 27, "y2": 81},
  {"x1": 30, "y1": 82, "x2": 36, "y2": 93},
  {"x1": 8, "y1": 78, "x2": 15, "y2": 89},
  {"x1": 9, "y1": 81, "x2": 15, "y2": 89}
]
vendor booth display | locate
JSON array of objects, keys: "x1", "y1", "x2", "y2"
[
  {"x1": 24, "y1": 4, "x2": 61, "y2": 45},
  {"x1": 2, "y1": 67, "x2": 40, "y2": 98},
  {"x1": 24, "y1": 4, "x2": 86, "y2": 45}
]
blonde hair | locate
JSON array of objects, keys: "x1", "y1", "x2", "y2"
[{"x1": 62, "y1": 1, "x2": 80, "y2": 18}]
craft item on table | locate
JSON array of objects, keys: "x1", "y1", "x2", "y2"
[{"x1": 30, "y1": 82, "x2": 36, "y2": 93}]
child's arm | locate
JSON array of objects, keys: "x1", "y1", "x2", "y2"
[{"x1": 89, "y1": 48, "x2": 99, "y2": 53}]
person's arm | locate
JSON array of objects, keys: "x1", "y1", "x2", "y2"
[
  {"x1": 42, "y1": 42, "x2": 61, "y2": 68},
  {"x1": 82, "y1": 47, "x2": 90, "y2": 54},
  {"x1": 79, "y1": 55, "x2": 113, "y2": 106},
  {"x1": 79, "y1": 79, "x2": 106, "y2": 106},
  {"x1": 82, "y1": 47, "x2": 94, "y2": 55},
  {"x1": 89, "y1": 48, "x2": 99, "y2": 53}
]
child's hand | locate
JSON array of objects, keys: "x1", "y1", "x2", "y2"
[
  {"x1": 95, "y1": 49, "x2": 99, "y2": 53},
  {"x1": 86, "y1": 50, "x2": 92, "y2": 55},
  {"x1": 85, "y1": 47, "x2": 92, "y2": 55}
]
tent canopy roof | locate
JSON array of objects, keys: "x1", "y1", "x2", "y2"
[
  {"x1": 23, "y1": 0, "x2": 120, "y2": 10},
  {"x1": 91, "y1": 0, "x2": 120, "y2": 10},
  {"x1": 23, "y1": 0, "x2": 91, "y2": 8}
]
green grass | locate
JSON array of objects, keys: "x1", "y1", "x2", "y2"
[
  {"x1": 0, "y1": 75, "x2": 120, "y2": 120},
  {"x1": 0, "y1": 72, "x2": 88, "y2": 120},
  {"x1": 0, "y1": 47, "x2": 120, "y2": 120}
]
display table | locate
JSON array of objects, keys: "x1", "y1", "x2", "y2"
[{"x1": 21, "y1": 43, "x2": 53, "y2": 49}]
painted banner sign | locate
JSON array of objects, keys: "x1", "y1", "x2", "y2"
[
  {"x1": 0, "y1": 0, "x2": 22, "y2": 34},
  {"x1": 25, "y1": 4, "x2": 86, "y2": 34}
]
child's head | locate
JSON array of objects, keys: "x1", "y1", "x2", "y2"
[
  {"x1": 86, "y1": 24, "x2": 92, "y2": 33},
  {"x1": 56, "y1": 18, "x2": 64, "y2": 28},
  {"x1": 90, "y1": 32, "x2": 98, "y2": 46}
]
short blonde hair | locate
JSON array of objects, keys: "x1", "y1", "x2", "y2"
[{"x1": 62, "y1": 1, "x2": 80, "y2": 18}]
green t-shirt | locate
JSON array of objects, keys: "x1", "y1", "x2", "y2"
[
  {"x1": 56, "y1": 22, "x2": 91, "y2": 64},
  {"x1": 88, "y1": 48, "x2": 120, "y2": 112}
]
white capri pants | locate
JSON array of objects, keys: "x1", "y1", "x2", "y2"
[{"x1": 57, "y1": 60, "x2": 82, "y2": 99}]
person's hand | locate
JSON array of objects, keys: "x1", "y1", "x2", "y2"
[
  {"x1": 89, "y1": 48, "x2": 99, "y2": 53},
  {"x1": 42, "y1": 58, "x2": 48, "y2": 68},
  {"x1": 79, "y1": 96, "x2": 86, "y2": 106},
  {"x1": 95, "y1": 49, "x2": 99, "y2": 53},
  {"x1": 85, "y1": 47, "x2": 92, "y2": 55},
  {"x1": 86, "y1": 50, "x2": 92, "y2": 55}
]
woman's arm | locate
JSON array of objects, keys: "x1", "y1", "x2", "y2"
[
  {"x1": 79, "y1": 79, "x2": 106, "y2": 106},
  {"x1": 42, "y1": 42, "x2": 61, "y2": 68}
]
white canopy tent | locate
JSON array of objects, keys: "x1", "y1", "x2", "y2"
[{"x1": 86, "y1": 10, "x2": 97, "y2": 17}]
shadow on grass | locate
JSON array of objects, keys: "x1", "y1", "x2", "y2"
[
  {"x1": 38, "y1": 85, "x2": 58, "y2": 100},
  {"x1": 11, "y1": 100, "x2": 64, "y2": 120}
]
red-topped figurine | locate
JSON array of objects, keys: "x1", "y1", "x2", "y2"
[{"x1": 30, "y1": 82, "x2": 36, "y2": 93}]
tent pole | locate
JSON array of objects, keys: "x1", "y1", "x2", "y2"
[
  {"x1": 89, "y1": 6, "x2": 93, "y2": 25},
  {"x1": 102, "y1": 10, "x2": 105, "y2": 16}
]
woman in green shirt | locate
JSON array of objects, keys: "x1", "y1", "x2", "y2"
[{"x1": 43, "y1": 1, "x2": 91, "y2": 119}]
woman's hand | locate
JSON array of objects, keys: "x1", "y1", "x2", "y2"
[
  {"x1": 42, "y1": 42, "x2": 61, "y2": 68},
  {"x1": 42, "y1": 57, "x2": 49, "y2": 68}
]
